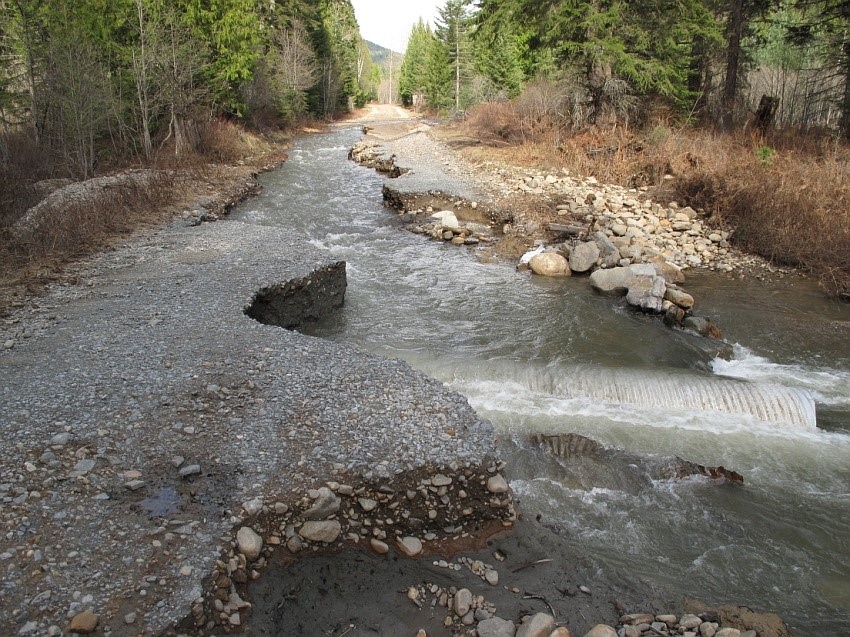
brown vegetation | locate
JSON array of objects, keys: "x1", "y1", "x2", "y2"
[
  {"x1": 461, "y1": 97, "x2": 850, "y2": 298},
  {"x1": 0, "y1": 121, "x2": 284, "y2": 313}
]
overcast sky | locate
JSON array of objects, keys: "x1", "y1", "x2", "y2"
[{"x1": 351, "y1": 0, "x2": 444, "y2": 54}]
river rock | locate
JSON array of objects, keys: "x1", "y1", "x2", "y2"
[
  {"x1": 569, "y1": 241, "x2": 600, "y2": 273},
  {"x1": 478, "y1": 616, "x2": 517, "y2": 637},
  {"x1": 664, "y1": 287, "x2": 695, "y2": 309},
  {"x1": 299, "y1": 520, "x2": 341, "y2": 543},
  {"x1": 454, "y1": 588, "x2": 473, "y2": 616},
  {"x1": 582, "y1": 626, "x2": 617, "y2": 637},
  {"x1": 396, "y1": 536, "x2": 423, "y2": 557},
  {"x1": 369, "y1": 538, "x2": 389, "y2": 555},
  {"x1": 236, "y1": 526, "x2": 263, "y2": 560},
  {"x1": 304, "y1": 487, "x2": 341, "y2": 520},
  {"x1": 715, "y1": 629, "x2": 741, "y2": 637},
  {"x1": 516, "y1": 613, "x2": 555, "y2": 637},
  {"x1": 589, "y1": 267, "x2": 634, "y2": 295},
  {"x1": 487, "y1": 474, "x2": 509, "y2": 493},
  {"x1": 593, "y1": 232, "x2": 620, "y2": 268},
  {"x1": 431, "y1": 210, "x2": 461, "y2": 232},
  {"x1": 68, "y1": 611, "x2": 98, "y2": 634},
  {"x1": 530, "y1": 252, "x2": 570, "y2": 277},
  {"x1": 626, "y1": 264, "x2": 666, "y2": 312},
  {"x1": 549, "y1": 629, "x2": 572, "y2": 637}
]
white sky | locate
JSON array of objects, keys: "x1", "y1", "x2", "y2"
[{"x1": 351, "y1": 0, "x2": 444, "y2": 54}]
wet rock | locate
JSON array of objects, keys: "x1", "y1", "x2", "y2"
[
  {"x1": 516, "y1": 613, "x2": 555, "y2": 637},
  {"x1": 299, "y1": 520, "x2": 341, "y2": 543},
  {"x1": 665, "y1": 287, "x2": 695, "y2": 309},
  {"x1": 530, "y1": 253, "x2": 571, "y2": 277},
  {"x1": 236, "y1": 526, "x2": 263, "y2": 560}
]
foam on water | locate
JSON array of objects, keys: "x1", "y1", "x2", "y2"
[
  {"x1": 444, "y1": 361, "x2": 817, "y2": 434},
  {"x1": 712, "y1": 344, "x2": 850, "y2": 406}
]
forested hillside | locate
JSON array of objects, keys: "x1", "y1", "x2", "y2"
[
  {"x1": 399, "y1": 0, "x2": 850, "y2": 138},
  {"x1": 0, "y1": 0, "x2": 376, "y2": 178}
]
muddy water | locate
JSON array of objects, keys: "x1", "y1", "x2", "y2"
[{"x1": 236, "y1": 127, "x2": 850, "y2": 635}]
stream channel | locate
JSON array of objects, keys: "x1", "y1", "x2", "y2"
[{"x1": 236, "y1": 125, "x2": 850, "y2": 635}]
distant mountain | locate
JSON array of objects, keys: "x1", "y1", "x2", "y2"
[{"x1": 366, "y1": 40, "x2": 399, "y2": 67}]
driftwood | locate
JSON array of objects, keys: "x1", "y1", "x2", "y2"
[{"x1": 548, "y1": 223, "x2": 585, "y2": 236}]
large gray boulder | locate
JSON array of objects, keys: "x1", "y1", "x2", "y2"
[
  {"x1": 589, "y1": 267, "x2": 634, "y2": 295},
  {"x1": 569, "y1": 241, "x2": 600, "y2": 273}
]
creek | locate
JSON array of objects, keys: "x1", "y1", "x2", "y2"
[{"x1": 235, "y1": 126, "x2": 850, "y2": 635}]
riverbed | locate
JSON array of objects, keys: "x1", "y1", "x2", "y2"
[{"x1": 236, "y1": 125, "x2": 850, "y2": 635}]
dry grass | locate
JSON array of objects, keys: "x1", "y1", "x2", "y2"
[
  {"x1": 461, "y1": 98, "x2": 850, "y2": 298},
  {"x1": 1, "y1": 120, "x2": 287, "y2": 313},
  {"x1": 0, "y1": 171, "x2": 183, "y2": 294}
]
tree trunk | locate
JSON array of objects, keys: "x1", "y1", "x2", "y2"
[
  {"x1": 840, "y1": 40, "x2": 850, "y2": 141},
  {"x1": 722, "y1": 0, "x2": 745, "y2": 129},
  {"x1": 753, "y1": 94, "x2": 779, "y2": 134}
]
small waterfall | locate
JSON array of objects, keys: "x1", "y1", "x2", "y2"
[
  {"x1": 552, "y1": 367, "x2": 817, "y2": 430},
  {"x1": 458, "y1": 363, "x2": 818, "y2": 431}
]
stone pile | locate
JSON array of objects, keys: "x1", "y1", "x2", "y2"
[
  {"x1": 198, "y1": 466, "x2": 516, "y2": 632},
  {"x1": 404, "y1": 606, "x2": 762, "y2": 637}
]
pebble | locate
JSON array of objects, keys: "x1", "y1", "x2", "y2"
[
  {"x1": 178, "y1": 464, "x2": 201, "y2": 478},
  {"x1": 583, "y1": 626, "x2": 617, "y2": 637},
  {"x1": 396, "y1": 536, "x2": 423, "y2": 557},
  {"x1": 454, "y1": 588, "x2": 472, "y2": 616},
  {"x1": 299, "y1": 520, "x2": 341, "y2": 543},
  {"x1": 478, "y1": 616, "x2": 517, "y2": 637},
  {"x1": 236, "y1": 526, "x2": 263, "y2": 560},
  {"x1": 516, "y1": 612, "x2": 555, "y2": 637},
  {"x1": 369, "y1": 538, "x2": 389, "y2": 555},
  {"x1": 68, "y1": 610, "x2": 98, "y2": 634},
  {"x1": 242, "y1": 497, "x2": 263, "y2": 516},
  {"x1": 487, "y1": 474, "x2": 509, "y2": 493}
]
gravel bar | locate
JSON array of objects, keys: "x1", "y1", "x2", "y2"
[{"x1": 0, "y1": 218, "x2": 496, "y2": 634}]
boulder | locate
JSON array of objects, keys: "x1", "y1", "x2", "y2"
[
  {"x1": 626, "y1": 265, "x2": 666, "y2": 312},
  {"x1": 593, "y1": 231, "x2": 620, "y2": 268},
  {"x1": 516, "y1": 613, "x2": 555, "y2": 637},
  {"x1": 530, "y1": 252, "x2": 571, "y2": 277},
  {"x1": 569, "y1": 241, "x2": 600, "y2": 273},
  {"x1": 589, "y1": 267, "x2": 634, "y2": 295}
]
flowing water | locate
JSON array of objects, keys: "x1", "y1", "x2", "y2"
[{"x1": 236, "y1": 127, "x2": 850, "y2": 635}]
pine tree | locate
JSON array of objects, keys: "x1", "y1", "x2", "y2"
[{"x1": 435, "y1": 0, "x2": 473, "y2": 111}]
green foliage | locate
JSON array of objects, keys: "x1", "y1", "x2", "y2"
[
  {"x1": 399, "y1": 19, "x2": 436, "y2": 107},
  {"x1": 756, "y1": 145, "x2": 775, "y2": 164}
]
